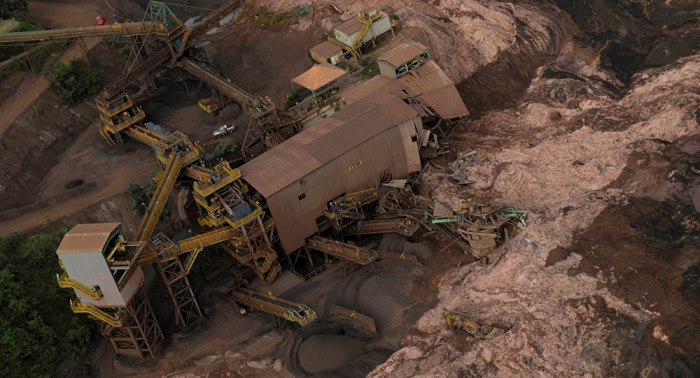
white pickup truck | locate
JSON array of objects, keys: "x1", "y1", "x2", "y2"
[{"x1": 213, "y1": 124, "x2": 235, "y2": 137}]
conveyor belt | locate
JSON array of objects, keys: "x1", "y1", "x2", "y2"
[
  {"x1": 134, "y1": 217, "x2": 274, "y2": 266},
  {"x1": 306, "y1": 237, "x2": 379, "y2": 265},
  {"x1": 134, "y1": 152, "x2": 184, "y2": 241},
  {"x1": 189, "y1": 0, "x2": 246, "y2": 40},
  {"x1": 183, "y1": 165, "x2": 214, "y2": 181},
  {"x1": 346, "y1": 218, "x2": 420, "y2": 236},
  {"x1": 180, "y1": 59, "x2": 264, "y2": 113},
  {"x1": 0, "y1": 21, "x2": 164, "y2": 42},
  {"x1": 227, "y1": 287, "x2": 316, "y2": 326},
  {"x1": 123, "y1": 125, "x2": 164, "y2": 146},
  {"x1": 102, "y1": 47, "x2": 170, "y2": 99}
]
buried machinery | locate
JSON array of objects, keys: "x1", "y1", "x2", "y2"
[{"x1": 5, "y1": 0, "x2": 512, "y2": 359}]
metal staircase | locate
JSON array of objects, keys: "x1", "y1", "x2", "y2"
[
  {"x1": 71, "y1": 298, "x2": 123, "y2": 327},
  {"x1": 57, "y1": 271, "x2": 103, "y2": 299}
]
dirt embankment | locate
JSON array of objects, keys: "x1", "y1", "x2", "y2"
[
  {"x1": 0, "y1": 38, "x2": 156, "y2": 236},
  {"x1": 371, "y1": 31, "x2": 700, "y2": 378},
  {"x1": 260, "y1": 0, "x2": 564, "y2": 115}
]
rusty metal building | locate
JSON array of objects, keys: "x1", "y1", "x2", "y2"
[
  {"x1": 240, "y1": 90, "x2": 423, "y2": 254},
  {"x1": 343, "y1": 58, "x2": 469, "y2": 120},
  {"x1": 57, "y1": 223, "x2": 145, "y2": 308},
  {"x1": 332, "y1": 9, "x2": 392, "y2": 48},
  {"x1": 376, "y1": 42, "x2": 431, "y2": 78},
  {"x1": 309, "y1": 41, "x2": 344, "y2": 64}
]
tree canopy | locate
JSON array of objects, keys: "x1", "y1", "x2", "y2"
[
  {"x1": 43, "y1": 59, "x2": 103, "y2": 107},
  {"x1": 0, "y1": 230, "x2": 96, "y2": 377},
  {"x1": 0, "y1": 0, "x2": 28, "y2": 16}
]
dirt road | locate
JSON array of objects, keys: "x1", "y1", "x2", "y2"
[
  {"x1": 0, "y1": 2, "x2": 107, "y2": 139},
  {"x1": 0, "y1": 177, "x2": 136, "y2": 236}
]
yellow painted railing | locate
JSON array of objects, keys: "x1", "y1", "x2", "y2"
[
  {"x1": 134, "y1": 152, "x2": 184, "y2": 241},
  {"x1": 98, "y1": 97, "x2": 134, "y2": 118},
  {"x1": 57, "y1": 271, "x2": 103, "y2": 299},
  {"x1": 71, "y1": 298, "x2": 122, "y2": 327}
]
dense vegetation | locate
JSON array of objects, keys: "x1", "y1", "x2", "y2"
[
  {"x1": 0, "y1": 18, "x2": 69, "y2": 83},
  {"x1": 106, "y1": 34, "x2": 130, "y2": 60},
  {"x1": 0, "y1": 230, "x2": 96, "y2": 377},
  {"x1": 214, "y1": 140, "x2": 238, "y2": 158},
  {"x1": 0, "y1": 0, "x2": 28, "y2": 17},
  {"x1": 43, "y1": 59, "x2": 104, "y2": 106}
]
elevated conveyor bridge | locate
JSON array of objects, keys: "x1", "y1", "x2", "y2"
[
  {"x1": 134, "y1": 152, "x2": 184, "y2": 242},
  {"x1": 0, "y1": 21, "x2": 169, "y2": 43},
  {"x1": 227, "y1": 287, "x2": 316, "y2": 326}
]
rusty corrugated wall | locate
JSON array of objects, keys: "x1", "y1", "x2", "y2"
[{"x1": 240, "y1": 93, "x2": 423, "y2": 254}]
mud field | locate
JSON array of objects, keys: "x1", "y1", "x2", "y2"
[{"x1": 2, "y1": 0, "x2": 700, "y2": 377}]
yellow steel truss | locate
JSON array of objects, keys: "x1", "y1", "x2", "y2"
[{"x1": 134, "y1": 152, "x2": 184, "y2": 241}]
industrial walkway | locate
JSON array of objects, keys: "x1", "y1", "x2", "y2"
[
  {"x1": 227, "y1": 287, "x2": 317, "y2": 326},
  {"x1": 134, "y1": 152, "x2": 184, "y2": 242}
]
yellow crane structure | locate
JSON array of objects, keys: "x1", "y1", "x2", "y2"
[
  {"x1": 327, "y1": 10, "x2": 388, "y2": 59},
  {"x1": 55, "y1": 148, "x2": 315, "y2": 356}
]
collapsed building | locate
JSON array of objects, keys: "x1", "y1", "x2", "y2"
[{"x1": 53, "y1": 39, "x2": 469, "y2": 357}]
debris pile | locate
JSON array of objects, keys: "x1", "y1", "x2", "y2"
[
  {"x1": 376, "y1": 180, "x2": 526, "y2": 263},
  {"x1": 442, "y1": 308, "x2": 510, "y2": 340},
  {"x1": 448, "y1": 151, "x2": 480, "y2": 185}
]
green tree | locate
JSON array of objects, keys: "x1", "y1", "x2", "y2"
[
  {"x1": 124, "y1": 178, "x2": 171, "y2": 218},
  {"x1": 43, "y1": 59, "x2": 103, "y2": 106},
  {"x1": 106, "y1": 34, "x2": 130, "y2": 60},
  {"x1": 0, "y1": 0, "x2": 28, "y2": 16},
  {"x1": 0, "y1": 230, "x2": 96, "y2": 377},
  {"x1": 215, "y1": 140, "x2": 237, "y2": 158}
]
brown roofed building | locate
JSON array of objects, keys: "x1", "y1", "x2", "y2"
[
  {"x1": 56, "y1": 223, "x2": 146, "y2": 308},
  {"x1": 309, "y1": 41, "x2": 344, "y2": 64},
  {"x1": 377, "y1": 41, "x2": 430, "y2": 78},
  {"x1": 343, "y1": 59, "x2": 469, "y2": 120},
  {"x1": 332, "y1": 9, "x2": 393, "y2": 49},
  {"x1": 292, "y1": 63, "x2": 347, "y2": 92},
  {"x1": 240, "y1": 88, "x2": 423, "y2": 254}
]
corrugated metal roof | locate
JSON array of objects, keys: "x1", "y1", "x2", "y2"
[
  {"x1": 292, "y1": 63, "x2": 347, "y2": 91},
  {"x1": 433, "y1": 201, "x2": 454, "y2": 218},
  {"x1": 343, "y1": 60, "x2": 469, "y2": 120},
  {"x1": 57, "y1": 223, "x2": 120, "y2": 254},
  {"x1": 377, "y1": 42, "x2": 428, "y2": 67},
  {"x1": 310, "y1": 41, "x2": 343, "y2": 57},
  {"x1": 240, "y1": 93, "x2": 418, "y2": 198},
  {"x1": 335, "y1": 17, "x2": 363, "y2": 36}
]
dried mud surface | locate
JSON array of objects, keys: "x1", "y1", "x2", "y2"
[
  {"x1": 373, "y1": 35, "x2": 700, "y2": 378},
  {"x1": 3, "y1": 0, "x2": 700, "y2": 376}
]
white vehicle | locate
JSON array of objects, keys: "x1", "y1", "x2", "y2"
[{"x1": 213, "y1": 124, "x2": 235, "y2": 137}]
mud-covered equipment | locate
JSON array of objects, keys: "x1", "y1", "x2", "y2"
[{"x1": 443, "y1": 308, "x2": 510, "y2": 339}]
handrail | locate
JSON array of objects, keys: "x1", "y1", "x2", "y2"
[
  {"x1": 134, "y1": 152, "x2": 184, "y2": 241},
  {"x1": 228, "y1": 287, "x2": 317, "y2": 326},
  {"x1": 0, "y1": 22, "x2": 166, "y2": 43},
  {"x1": 71, "y1": 298, "x2": 122, "y2": 327},
  {"x1": 123, "y1": 125, "x2": 163, "y2": 147},
  {"x1": 57, "y1": 271, "x2": 103, "y2": 299}
]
